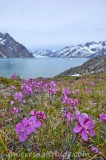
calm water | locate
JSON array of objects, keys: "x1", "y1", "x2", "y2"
[{"x1": 0, "y1": 57, "x2": 88, "y2": 78}]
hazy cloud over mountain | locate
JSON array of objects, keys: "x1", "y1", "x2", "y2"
[{"x1": 0, "y1": 0, "x2": 106, "y2": 49}]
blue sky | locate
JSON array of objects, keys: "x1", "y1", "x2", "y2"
[{"x1": 0, "y1": 0, "x2": 106, "y2": 50}]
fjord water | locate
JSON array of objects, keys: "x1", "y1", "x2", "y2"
[{"x1": 0, "y1": 58, "x2": 88, "y2": 78}]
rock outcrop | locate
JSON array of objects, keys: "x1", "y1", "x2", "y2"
[
  {"x1": 58, "y1": 55, "x2": 106, "y2": 76},
  {"x1": 0, "y1": 32, "x2": 34, "y2": 58}
]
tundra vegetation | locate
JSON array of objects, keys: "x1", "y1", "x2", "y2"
[{"x1": 0, "y1": 73, "x2": 106, "y2": 160}]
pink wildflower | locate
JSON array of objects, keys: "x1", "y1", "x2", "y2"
[
  {"x1": 63, "y1": 112, "x2": 74, "y2": 122},
  {"x1": 14, "y1": 92, "x2": 23, "y2": 102},
  {"x1": 100, "y1": 113, "x2": 106, "y2": 122},
  {"x1": 73, "y1": 113, "x2": 95, "y2": 141},
  {"x1": 63, "y1": 87, "x2": 71, "y2": 96},
  {"x1": 30, "y1": 110, "x2": 46, "y2": 121},
  {"x1": 91, "y1": 146, "x2": 98, "y2": 154},
  {"x1": 21, "y1": 80, "x2": 35, "y2": 95},
  {"x1": 15, "y1": 118, "x2": 29, "y2": 142},
  {"x1": 70, "y1": 99, "x2": 79, "y2": 107},
  {"x1": 75, "y1": 110, "x2": 80, "y2": 120},
  {"x1": 90, "y1": 82, "x2": 95, "y2": 86},
  {"x1": 49, "y1": 81, "x2": 57, "y2": 95},
  {"x1": 74, "y1": 89, "x2": 80, "y2": 94},
  {"x1": 62, "y1": 95, "x2": 70, "y2": 105},
  {"x1": 11, "y1": 74, "x2": 18, "y2": 80},
  {"x1": 10, "y1": 101, "x2": 14, "y2": 106},
  {"x1": 43, "y1": 83, "x2": 48, "y2": 92},
  {"x1": 10, "y1": 85, "x2": 16, "y2": 89},
  {"x1": 15, "y1": 116, "x2": 41, "y2": 142},
  {"x1": 10, "y1": 107, "x2": 18, "y2": 114},
  {"x1": 86, "y1": 87, "x2": 92, "y2": 93},
  {"x1": 26, "y1": 116, "x2": 41, "y2": 134}
]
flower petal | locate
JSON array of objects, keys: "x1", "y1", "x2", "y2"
[
  {"x1": 18, "y1": 132, "x2": 27, "y2": 142},
  {"x1": 29, "y1": 116, "x2": 37, "y2": 122},
  {"x1": 34, "y1": 121, "x2": 41, "y2": 128},
  {"x1": 73, "y1": 124, "x2": 82, "y2": 133},
  {"x1": 81, "y1": 129, "x2": 88, "y2": 141},
  {"x1": 91, "y1": 146, "x2": 98, "y2": 154},
  {"x1": 26, "y1": 125, "x2": 33, "y2": 134},
  {"x1": 22, "y1": 118, "x2": 29, "y2": 127},
  {"x1": 81, "y1": 113, "x2": 88, "y2": 119},
  {"x1": 85, "y1": 121, "x2": 94, "y2": 129},
  {"x1": 78, "y1": 117, "x2": 84, "y2": 127},
  {"x1": 15, "y1": 123, "x2": 22, "y2": 133},
  {"x1": 89, "y1": 129, "x2": 95, "y2": 137},
  {"x1": 30, "y1": 110, "x2": 35, "y2": 116},
  {"x1": 75, "y1": 110, "x2": 80, "y2": 120}
]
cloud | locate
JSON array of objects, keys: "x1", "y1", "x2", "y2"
[{"x1": 0, "y1": 0, "x2": 106, "y2": 49}]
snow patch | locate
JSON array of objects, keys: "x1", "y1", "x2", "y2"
[
  {"x1": 33, "y1": 54, "x2": 48, "y2": 58},
  {"x1": 0, "y1": 52, "x2": 7, "y2": 58}
]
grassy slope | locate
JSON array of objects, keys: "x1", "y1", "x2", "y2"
[{"x1": 0, "y1": 74, "x2": 106, "y2": 160}]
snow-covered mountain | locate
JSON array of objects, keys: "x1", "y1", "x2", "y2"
[
  {"x1": 0, "y1": 32, "x2": 34, "y2": 58},
  {"x1": 33, "y1": 41, "x2": 106, "y2": 58},
  {"x1": 33, "y1": 49, "x2": 57, "y2": 57}
]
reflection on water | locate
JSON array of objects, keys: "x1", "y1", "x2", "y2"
[{"x1": 0, "y1": 58, "x2": 88, "y2": 78}]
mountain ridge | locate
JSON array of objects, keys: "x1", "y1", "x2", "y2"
[
  {"x1": 0, "y1": 32, "x2": 34, "y2": 58},
  {"x1": 33, "y1": 40, "x2": 106, "y2": 58}
]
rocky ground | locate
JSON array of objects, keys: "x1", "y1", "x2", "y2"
[{"x1": 58, "y1": 55, "x2": 106, "y2": 76}]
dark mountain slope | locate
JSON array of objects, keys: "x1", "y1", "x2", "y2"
[
  {"x1": 58, "y1": 55, "x2": 106, "y2": 76},
  {"x1": 0, "y1": 32, "x2": 34, "y2": 58}
]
